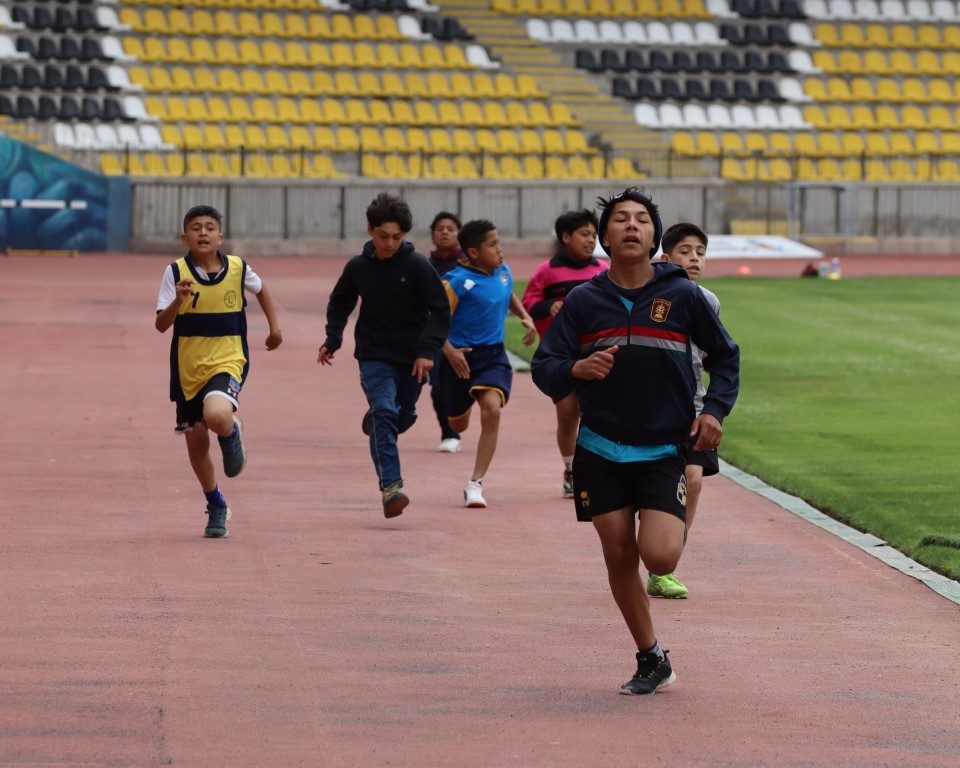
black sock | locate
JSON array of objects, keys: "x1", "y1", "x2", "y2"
[
  {"x1": 204, "y1": 485, "x2": 227, "y2": 509},
  {"x1": 639, "y1": 641, "x2": 664, "y2": 660}
]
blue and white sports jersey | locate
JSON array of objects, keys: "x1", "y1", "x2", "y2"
[{"x1": 443, "y1": 262, "x2": 513, "y2": 348}]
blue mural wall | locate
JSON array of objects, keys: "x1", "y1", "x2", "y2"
[{"x1": 0, "y1": 134, "x2": 130, "y2": 252}]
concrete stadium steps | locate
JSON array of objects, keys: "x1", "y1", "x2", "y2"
[{"x1": 432, "y1": 0, "x2": 671, "y2": 173}]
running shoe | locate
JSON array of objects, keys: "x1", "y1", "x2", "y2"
[
  {"x1": 437, "y1": 438, "x2": 461, "y2": 453},
  {"x1": 382, "y1": 482, "x2": 409, "y2": 518},
  {"x1": 647, "y1": 573, "x2": 689, "y2": 599},
  {"x1": 562, "y1": 469, "x2": 574, "y2": 498},
  {"x1": 464, "y1": 479, "x2": 486, "y2": 508},
  {"x1": 619, "y1": 649, "x2": 675, "y2": 696},
  {"x1": 218, "y1": 415, "x2": 246, "y2": 478},
  {"x1": 204, "y1": 503, "x2": 231, "y2": 538}
]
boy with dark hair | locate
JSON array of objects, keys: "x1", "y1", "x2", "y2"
[
  {"x1": 317, "y1": 192, "x2": 450, "y2": 518},
  {"x1": 438, "y1": 219, "x2": 536, "y2": 508},
  {"x1": 427, "y1": 211, "x2": 464, "y2": 453},
  {"x1": 531, "y1": 189, "x2": 739, "y2": 695},
  {"x1": 648, "y1": 222, "x2": 719, "y2": 600},
  {"x1": 522, "y1": 208, "x2": 607, "y2": 497},
  {"x1": 155, "y1": 205, "x2": 283, "y2": 538}
]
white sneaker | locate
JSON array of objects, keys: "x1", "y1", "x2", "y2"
[
  {"x1": 464, "y1": 479, "x2": 486, "y2": 508},
  {"x1": 438, "y1": 438, "x2": 461, "y2": 453}
]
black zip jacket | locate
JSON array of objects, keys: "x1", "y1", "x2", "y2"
[
  {"x1": 531, "y1": 263, "x2": 740, "y2": 446},
  {"x1": 322, "y1": 240, "x2": 450, "y2": 366}
]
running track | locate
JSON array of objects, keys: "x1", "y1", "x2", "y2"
[{"x1": 1, "y1": 252, "x2": 958, "y2": 767}]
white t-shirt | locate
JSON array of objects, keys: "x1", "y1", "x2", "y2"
[{"x1": 156, "y1": 259, "x2": 262, "y2": 312}]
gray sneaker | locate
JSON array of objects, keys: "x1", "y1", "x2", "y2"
[
  {"x1": 204, "y1": 503, "x2": 231, "y2": 538},
  {"x1": 218, "y1": 415, "x2": 246, "y2": 478},
  {"x1": 382, "y1": 482, "x2": 409, "y2": 518}
]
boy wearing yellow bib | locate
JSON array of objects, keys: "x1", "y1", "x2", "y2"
[{"x1": 155, "y1": 206, "x2": 282, "y2": 538}]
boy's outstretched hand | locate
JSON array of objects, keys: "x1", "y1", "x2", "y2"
[
  {"x1": 520, "y1": 317, "x2": 537, "y2": 346},
  {"x1": 411, "y1": 356, "x2": 433, "y2": 384},
  {"x1": 265, "y1": 330, "x2": 282, "y2": 350},
  {"x1": 317, "y1": 346, "x2": 334, "y2": 365},
  {"x1": 572, "y1": 344, "x2": 619, "y2": 380}
]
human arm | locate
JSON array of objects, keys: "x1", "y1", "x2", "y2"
[
  {"x1": 689, "y1": 290, "x2": 739, "y2": 449},
  {"x1": 154, "y1": 275, "x2": 193, "y2": 333},
  {"x1": 317, "y1": 264, "x2": 359, "y2": 365},
  {"x1": 442, "y1": 339, "x2": 472, "y2": 379},
  {"x1": 509, "y1": 293, "x2": 537, "y2": 346},
  {"x1": 521, "y1": 265, "x2": 559, "y2": 321},
  {"x1": 254, "y1": 281, "x2": 282, "y2": 350}
]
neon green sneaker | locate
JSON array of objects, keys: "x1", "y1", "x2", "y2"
[{"x1": 647, "y1": 573, "x2": 689, "y2": 599}]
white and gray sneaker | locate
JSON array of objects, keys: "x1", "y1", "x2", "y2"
[
  {"x1": 464, "y1": 479, "x2": 486, "y2": 508},
  {"x1": 437, "y1": 438, "x2": 461, "y2": 453}
]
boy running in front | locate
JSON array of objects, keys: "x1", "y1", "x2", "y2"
[
  {"x1": 531, "y1": 189, "x2": 739, "y2": 695},
  {"x1": 155, "y1": 205, "x2": 282, "y2": 538}
]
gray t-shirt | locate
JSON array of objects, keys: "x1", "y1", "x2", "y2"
[{"x1": 693, "y1": 285, "x2": 721, "y2": 415}]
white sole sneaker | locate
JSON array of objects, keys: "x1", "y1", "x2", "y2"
[
  {"x1": 438, "y1": 438, "x2": 461, "y2": 453},
  {"x1": 464, "y1": 481, "x2": 486, "y2": 508}
]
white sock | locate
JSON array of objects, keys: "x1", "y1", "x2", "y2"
[{"x1": 562, "y1": 455, "x2": 574, "y2": 471}]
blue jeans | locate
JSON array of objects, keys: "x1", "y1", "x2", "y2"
[{"x1": 358, "y1": 360, "x2": 422, "y2": 490}]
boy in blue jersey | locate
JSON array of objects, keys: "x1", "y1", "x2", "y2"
[
  {"x1": 531, "y1": 189, "x2": 739, "y2": 695},
  {"x1": 438, "y1": 219, "x2": 536, "y2": 508},
  {"x1": 318, "y1": 193, "x2": 450, "y2": 519},
  {"x1": 647, "y1": 222, "x2": 721, "y2": 600},
  {"x1": 155, "y1": 205, "x2": 282, "y2": 539}
]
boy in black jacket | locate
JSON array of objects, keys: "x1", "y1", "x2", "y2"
[
  {"x1": 317, "y1": 193, "x2": 450, "y2": 518},
  {"x1": 531, "y1": 188, "x2": 739, "y2": 696}
]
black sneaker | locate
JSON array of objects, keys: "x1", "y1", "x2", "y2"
[
  {"x1": 619, "y1": 649, "x2": 676, "y2": 695},
  {"x1": 361, "y1": 409, "x2": 373, "y2": 436},
  {"x1": 218, "y1": 415, "x2": 246, "y2": 478},
  {"x1": 204, "y1": 503, "x2": 231, "y2": 538}
]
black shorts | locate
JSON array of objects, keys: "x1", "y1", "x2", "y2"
[
  {"x1": 438, "y1": 344, "x2": 512, "y2": 419},
  {"x1": 572, "y1": 445, "x2": 687, "y2": 523},
  {"x1": 684, "y1": 440, "x2": 720, "y2": 477},
  {"x1": 175, "y1": 373, "x2": 240, "y2": 432}
]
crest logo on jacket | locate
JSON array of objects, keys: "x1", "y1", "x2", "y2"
[
  {"x1": 651, "y1": 298, "x2": 671, "y2": 323},
  {"x1": 224, "y1": 290, "x2": 238, "y2": 308},
  {"x1": 500, "y1": 271, "x2": 509, "y2": 286}
]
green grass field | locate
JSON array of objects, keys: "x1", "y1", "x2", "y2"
[{"x1": 507, "y1": 276, "x2": 960, "y2": 580}]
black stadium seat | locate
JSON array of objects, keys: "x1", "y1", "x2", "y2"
[
  {"x1": 600, "y1": 48, "x2": 626, "y2": 72},
  {"x1": 720, "y1": 24, "x2": 744, "y2": 45},
  {"x1": 103, "y1": 96, "x2": 126, "y2": 120},
  {"x1": 20, "y1": 64, "x2": 42, "y2": 89},
  {"x1": 38, "y1": 95, "x2": 59, "y2": 120},
  {"x1": 65, "y1": 64, "x2": 87, "y2": 90},
  {"x1": 684, "y1": 78, "x2": 708, "y2": 100},
  {"x1": 767, "y1": 24, "x2": 791, "y2": 45},
  {"x1": 81, "y1": 96, "x2": 100, "y2": 120},
  {"x1": 636, "y1": 77, "x2": 660, "y2": 101},
  {"x1": 59, "y1": 95, "x2": 81, "y2": 120},
  {"x1": 767, "y1": 51, "x2": 793, "y2": 72},
  {"x1": 674, "y1": 51, "x2": 697, "y2": 72},
  {"x1": 0, "y1": 94, "x2": 14, "y2": 117},
  {"x1": 626, "y1": 49, "x2": 648, "y2": 72},
  {"x1": 720, "y1": 50, "x2": 746, "y2": 73},
  {"x1": 88, "y1": 66, "x2": 110, "y2": 91},
  {"x1": 575, "y1": 49, "x2": 601, "y2": 71},
  {"x1": 758, "y1": 78, "x2": 785, "y2": 101},
  {"x1": 733, "y1": 78, "x2": 757, "y2": 101},
  {"x1": 781, "y1": 0, "x2": 806, "y2": 18},
  {"x1": 649, "y1": 50, "x2": 674, "y2": 72},
  {"x1": 697, "y1": 51, "x2": 721, "y2": 72},
  {"x1": 16, "y1": 94, "x2": 37, "y2": 119},
  {"x1": 0, "y1": 65, "x2": 18, "y2": 89},
  {"x1": 709, "y1": 79, "x2": 734, "y2": 101},
  {"x1": 660, "y1": 77, "x2": 682, "y2": 100},
  {"x1": 58, "y1": 36, "x2": 80, "y2": 60},
  {"x1": 43, "y1": 64, "x2": 65, "y2": 90},
  {"x1": 81, "y1": 37, "x2": 104, "y2": 61},
  {"x1": 744, "y1": 24, "x2": 767, "y2": 46},
  {"x1": 16, "y1": 35, "x2": 37, "y2": 59},
  {"x1": 612, "y1": 77, "x2": 636, "y2": 99},
  {"x1": 745, "y1": 50, "x2": 771, "y2": 73},
  {"x1": 35, "y1": 6, "x2": 56, "y2": 29}
]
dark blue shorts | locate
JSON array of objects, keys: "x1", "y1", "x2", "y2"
[
  {"x1": 175, "y1": 372, "x2": 240, "y2": 432},
  {"x1": 438, "y1": 343, "x2": 512, "y2": 419}
]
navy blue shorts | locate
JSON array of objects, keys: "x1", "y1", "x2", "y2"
[
  {"x1": 438, "y1": 343, "x2": 512, "y2": 419},
  {"x1": 572, "y1": 445, "x2": 687, "y2": 523}
]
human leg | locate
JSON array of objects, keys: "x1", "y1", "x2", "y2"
[
  {"x1": 205, "y1": 393, "x2": 246, "y2": 478},
  {"x1": 359, "y1": 360, "x2": 404, "y2": 491},
  {"x1": 185, "y1": 426, "x2": 230, "y2": 538},
  {"x1": 470, "y1": 388, "x2": 502, "y2": 482},
  {"x1": 430, "y1": 350, "x2": 460, "y2": 449},
  {"x1": 647, "y1": 461, "x2": 703, "y2": 598},
  {"x1": 555, "y1": 392, "x2": 579, "y2": 497}
]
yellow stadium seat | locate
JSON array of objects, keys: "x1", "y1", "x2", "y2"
[
  {"x1": 850, "y1": 105, "x2": 875, "y2": 129},
  {"x1": 425, "y1": 155, "x2": 455, "y2": 179},
  {"x1": 551, "y1": 103, "x2": 577, "y2": 126},
  {"x1": 334, "y1": 71, "x2": 359, "y2": 97},
  {"x1": 285, "y1": 14, "x2": 308, "y2": 38},
  {"x1": 168, "y1": 38, "x2": 193, "y2": 63},
  {"x1": 185, "y1": 97, "x2": 210, "y2": 122},
  {"x1": 475, "y1": 128, "x2": 497, "y2": 154},
  {"x1": 506, "y1": 101, "x2": 532, "y2": 126},
  {"x1": 241, "y1": 70, "x2": 266, "y2": 94},
  {"x1": 915, "y1": 24, "x2": 940, "y2": 48},
  {"x1": 516, "y1": 75, "x2": 543, "y2": 97},
  {"x1": 421, "y1": 44, "x2": 447, "y2": 69},
  {"x1": 404, "y1": 73, "x2": 428, "y2": 97},
  {"x1": 308, "y1": 15, "x2": 332, "y2": 38},
  {"x1": 236, "y1": 11, "x2": 259, "y2": 36},
  {"x1": 914, "y1": 51, "x2": 941, "y2": 75},
  {"x1": 261, "y1": 12, "x2": 285, "y2": 37},
  {"x1": 451, "y1": 128, "x2": 476, "y2": 152},
  {"x1": 827, "y1": 78, "x2": 852, "y2": 101},
  {"x1": 202, "y1": 125, "x2": 227, "y2": 150},
  {"x1": 720, "y1": 132, "x2": 744, "y2": 155},
  {"x1": 839, "y1": 158, "x2": 863, "y2": 181},
  {"x1": 313, "y1": 126, "x2": 337, "y2": 152},
  {"x1": 850, "y1": 78, "x2": 875, "y2": 101},
  {"x1": 406, "y1": 127, "x2": 428, "y2": 153},
  {"x1": 354, "y1": 15, "x2": 377, "y2": 41},
  {"x1": 100, "y1": 154, "x2": 125, "y2": 176},
  {"x1": 429, "y1": 128, "x2": 454, "y2": 154},
  {"x1": 812, "y1": 51, "x2": 837, "y2": 72},
  {"x1": 227, "y1": 96, "x2": 253, "y2": 122},
  {"x1": 874, "y1": 105, "x2": 899, "y2": 129},
  {"x1": 943, "y1": 26, "x2": 960, "y2": 47},
  {"x1": 520, "y1": 129, "x2": 543, "y2": 153},
  {"x1": 214, "y1": 40, "x2": 241, "y2": 65},
  {"x1": 288, "y1": 126, "x2": 314, "y2": 149},
  {"x1": 181, "y1": 125, "x2": 203, "y2": 148},
  {"x1": 494, "y1": 74, "x2": 518, "y2": 98},
  {"x1": 837, "y1": 51, "x2": 863, "y2": 73},
  {"x1": 305, "y1": 155, "x2": 345, "y2": 179},
  {"x1": 840, "y1": 132, "x2": 864, "y2": 155},
  {"x1": 399, "y1": 44, "x2": 425, "y2": 68},
  {"x1": 193, "y1": 68, "x2": 217, "y2": 92},
  {"x1": 224, "y1": 126, "x2": 244, "y2": 150},
  {"x1": 695, "y1": 132, "x2": 720, "y2": 155},
  {"x1": 357, "y1": 72, "x2": 381, "y2": 97},
  {"x1": 427, "y1": 72, "x2": 450, "y2": 95},
  {"x1": 265, "y1": 125, "x2": 288, "y2": 149},
  {"x1": 795, "y1": 157, "x2": 818, "y2": 180},
  {"x1": 793, "y1": 133, "x2": 820, "y2": 157},
  {"x1": 244, "y1": 125, "x2": 268, "y2": 150},
  {"x1": 759, "y1": 158, "x2": 792, "y2": 182},
  {"x1": 499, "y1": 130, "x2": 521, "y2": 154},
  {"x1": 286, "y1": 71, "x2": 312, "y2": 96},
  {"x1": 862, "y1": 51, "x2": 890, "y2": 74},
  {"x1": 875, "y1": 78, "x2": 902, "y2": 102},
  {"x1": 826, "y1": 105, "x2": 852, "y2": 129},
  {"x1": 359, "y1": 127, "x2": 382, "y2": 148},
  {"x1": 377, "y1": 43, "x2": 402, "y2": 69},
  {"x1": 262, "y1": 41, "x2": 285, "y2": 66},
  {"x1": 864, "y1": 24, "x2": 890, "y2": 47},
  {"x1": 330, "y1": 43, "x2": 355, "y2": 68},
  {"x1": 444, "y1": 45, "x2": 469, "y2": 68},
  {"x1": 376, "y1": 15, "x2": 401, "y2": 40},
  {"x1": 118, "y1": 8, "x2": 141, "y2": 30},
  {"x1": 900, "y1": 106, "x2": 926, "y2": 130},
  {"x1": 285, "y1": 42, "x2": 308, "y2": 67},
  {"x1": 354, "y1": 43, "x2": 377, "y2": 68},
  {"x1": 888, "y1": 132, "x2": 913, "y2": 156},
  {"x1": 381, "y1": 72, "x2": 406, "y2": 97},
  {"x1": 460, "y1": 102, "x2": 484, "y2": 125},
  {"x1": 438, "y1": 100, "x2": 463, "y2": 125},
  {"x1": 345, "y1": 99, "x2": 371, "y2": 124},
  {"x1": 930, "y1": 105, "x2": 954, "y2": 128},
  {"x1": 521, "y1": 155, "x2": 545, "y2": 179},
  {"x1": 218, "y1": 68, "x2": 241, "y2": 93},
  {"x1": 382, "y1": 127, "x2": 407, "y2": 152},
  {"x1": 901, "y1": 78, "x2": 928, "y2": 102},
  {"x1": 306, "y1": 43, "x2": 329, "y2": 67},
  {"x1": 865, "y1": 132, "x2": 891, "y2": 155},
  {"x1": 239, "y1": 40, "x2": 263, "y2": 65},
  {"x1": 943, "y1": 51, "x2": 960, "y2": 76},
  {"x1": 886, "y1": 51, "x2": 911, "y2": 74},
  {"x1": 483, "y1": 102, "x2": 508, "y2": 126},
  {"x1": 928, "y1": 79, "x2": 951, "y2": 103},
  {"x1": 392, "y1": 100, "x2": 415, "y2": 125},
  {"x1": 160, "y1": 125, "x2": 182, "y2": 147},
  {"x1": 330, "y1": 14, "x2": 357, "y2": 40},
  {"x1": 819, "y1": 133, "x2": 841, "y2": 157},
  {"x1": 804, "y1": 79, "x2": 827, "y2": 102},
  {"x1": 744, "y1": 132, "x2": 767, "y2": 154},
  {"x1": 935, "y1": 158, "x2": 960, "y2": 181},
  {"x1": 143, "y1": 8, "x2": 167, "y2": 32},
  {"x1": 127, "y1": 66, "x2": 151, "y2": 90},
  {"x1": 369, "y1": 99, "x2": 394, "y2": 125},
  {"x1": 320, "y1": 99, "x2": 345, "y2": 124},
  {"x1": 814, "y1": 23, "x2": 840, "y2": 46},
  {"x1": 206, "y1": 97, "x2": 228, "y2": 122},
  {"x1": 768, "y1": 132, "x2": 792, "y2": 155},
  {"x1": 278, "y1": 97, "x2": 301, "y2": 123},
  {"x1": 498, "y1": 156, "x2": 524, "y2": 180},
  {"x1": 451, "y1": 73, "x2": 477, "y2": 98}
]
